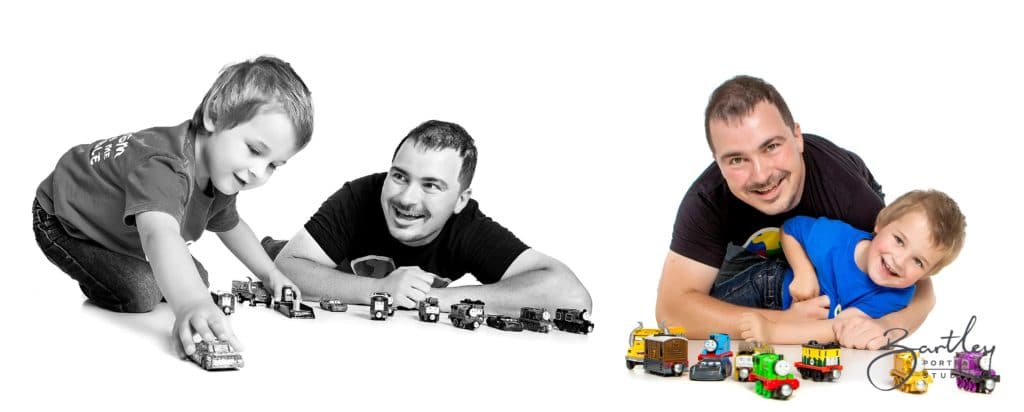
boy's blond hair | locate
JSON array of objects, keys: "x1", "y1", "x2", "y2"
[
  {"x1": 191, "y1": 56, "x2": 314, "y2": 149},
  {"x1": 875, "y1": 189, "x2": 966, "y2": 275}
]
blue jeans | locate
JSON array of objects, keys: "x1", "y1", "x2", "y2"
[
  {"x1": 32, "y1": 199, "x2": 208, "y2": 313},
  {"x1": 708, "y1": 244, "x2": 786, "y2": 310}
]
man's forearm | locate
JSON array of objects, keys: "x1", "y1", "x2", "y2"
[
  {"x1": 434, "y1": 269, "x2": 592, "y2": 317},
  {"x1": 275, "y1": 255, "x2": 377, "y2": 304},
  {"x1": 655, "y1": 290, "x2": 783, "y2": 339}
]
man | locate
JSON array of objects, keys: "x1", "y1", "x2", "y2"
[
  {"x1": 655, "y1": 75, "x2": 934, "y2": 349},
  {"x1": 270, "y1": 120, "x2": 591, "y2": 316}
]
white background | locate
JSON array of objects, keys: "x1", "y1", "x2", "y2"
[{"x1": 2, "y1": 0, "x2": 1018, "y2": 409}]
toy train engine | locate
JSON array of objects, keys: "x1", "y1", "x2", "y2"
[
  {"x1": 552, "y1": 308, "x2": 594, "y2": 334},
  {"x1": 795, "y1": 340, "x2": 843, "y2": 382},
  {"x1": 519, "y1": 307, "x2": 553, "y2": 333},
  {"x1": 890, "y1": 351, "x2": 933, "y2": 394},
  {"x1": 643, "y1": 334, "x2": 689, "y2": 377},
  {"x1": 418, "y1": 297, "x2": 441, "y2": 322},
  {"x1": 626, "y1": 322, "x2": 687, "y2": 371},
  {"x1": 370, "y1": 292, "x2": 393, "y2": 320},
  {"x1": 734, "y1": 341, "x2": 774, "y2": 382},
  {"x1": 231, "y1": 277, "x2": 273, "y2": 307},
  {"x1": 449, "y1": 299, "x2": 485, "y2": 330},
  {"x1": 751, "y1": 353, "x2": 800, "y2": 400},
  {"x1": 951, "y1": 351, "x2": 999, "y2": 394}
]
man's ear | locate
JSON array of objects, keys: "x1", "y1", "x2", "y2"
[
  {"x1": 792, "y1": 122, "x2": 804, "y2": 153},
  {"x1": 453, "y1": 188, "x2": 472, "y2": 214}
]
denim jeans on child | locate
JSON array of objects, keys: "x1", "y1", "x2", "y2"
[
  {"x1": 708, "y1": 243, "x2": 787, "y2": 310},
  {"x1": 33, "y1": 199, "x2": 208, "y2": 313}
]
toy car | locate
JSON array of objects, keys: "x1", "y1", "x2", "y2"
[
  {"x1": 751, "y1": 352, "x2": 800, "y2": 400},
  {"x1": 795, "y1": 340, "x2": 843, "y2": 382},
  {"x1": 690, "y1": 357, "x2": 730, "y2": 381},
  {"x1": 275, "y1": 286, "x2": 314, "y2": 319},
  {"x1": 211, "y1": 291, "x2": 236, "y2": 315},
  {"x1": 552, "y1": 308, "x2": 594, "y2": 334},
  {"x1": 891, "y1": 351, "x2": 933, "y2": 394},
  {"x1": 449, "y1": 299, "x2": 485, "y2": 330},
  {"x1": 189, "y1": 339, "x2": 244, "y2": 371},
  {"x1": 486, "y1": 315, "x2": 524, "y2": 331},
  {"x1": 951, "y1": 350, "x2": 999, "y2": 394},
  {"x1": 417, "y1": 297, "x2": 440, "y2": 322},
  {"x1": 518, "y1": 307, "x2": 552, "y2": 333},
  {"x1": 370, "y1": 292, "x2": 393, "y2": 320},
  {"x1": 231, "y1": 277, "x2": 273, "y2": 307},
  {"x1": 643, "y1": 334, "x2": 689, "y2": 377},
  {"x1": 626, "y1": 322, "x2": 686, "y2": 371},
  {"x1": 320, "y1": 298, "x2": 348, "y2": 312}
]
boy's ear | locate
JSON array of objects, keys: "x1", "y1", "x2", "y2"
[
  {"x1": 202, "y1": 109, "x2": 216, "y2": 133},
  {"x1": 453, "y1": 188, "x2": 472, "y2": 214}
]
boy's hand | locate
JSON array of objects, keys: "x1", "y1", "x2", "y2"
[
  {"x1": 378, "y1": 266, "x2": 433, "y2": 309},
  {"x1": 739, "y1": 312, "x2": 773, "y2": 343},
  {"x1": 172, "y1": 300, "x2": 243, "y2": 358},
  {"x1": 265, "y1": 269, "x2": 302, "y2": 309},
  {"x1": 788, "y1": 273, "x2": 820, "y2": 302},
  {"x1": 782, "y1": 295, "x2": 830, "y2": 322},
  {"x1": 833, "y1": 309, "x2": 887, "y2": 349}
]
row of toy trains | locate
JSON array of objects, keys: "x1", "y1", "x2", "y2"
[
  {"x1": 625, "y1": 322, "x2": 1000, "y2": 400},
  {"x1": 221, "y1": 277, "x2": 594, "y2": 334}
]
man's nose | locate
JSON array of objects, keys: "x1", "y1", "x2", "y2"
[
  {"x1": 751, "y1": 157, "x2": 771, "y2": 182},
  {"x1": 397, "y1": 184, "x2": 422, "y2": 205}
]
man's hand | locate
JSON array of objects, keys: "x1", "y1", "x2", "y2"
[
  {"x1": 739, "y1": 312, "x2": 773, "y2": 343},
  {"x1": 265, "y1": 269, "x2": 302, "y2": 309},
  {"x1": 781, "y1": 294, "x2": 830, "y2": 322},
  {"x1": 378, "y1": 266, "x2": 434, "y2": 308},
  {"x1": 172, "y1": 300, "x2": 242, "y2": 358},
  {"x1": 833, "y1": 311, "x2": 888, "y2": 349},
  {"x1": 788, "y1": 272, "x2": 820, "y2": 302}
]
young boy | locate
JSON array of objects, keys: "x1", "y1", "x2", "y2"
[
  {"x1": 739, "y1": 189, "x2": 966, "y2": 345},
  {"x1": 33, "y1": 56, "x2": 313, "y2": 358}
]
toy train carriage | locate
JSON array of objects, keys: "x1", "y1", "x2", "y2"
[
  {"x1": 643, "y1": 335, "x2": 689, "y2": 377},
  {"x1": 417, "y1": 297, "x2": 441, "y2": 322},
  {"x1": 890, "y1": 351, "x2": 933, "y2": 394},
  {"x1": 552, "y1": 308, "x2": 594, "y2": 334},
  {"x1": 951, "y1": 351, "x2": 1000, "y2": 394},
  {"x1": 795, "y1": 340, "x2": 843, "y2": 382},
  {"x1": 370, "y1": 292, "x2": 394, "y2": 320},
  {"x1": 519, "y1": 307, "x2": 553, "y2": 333},
  {"x1": 735, "y1": 341, "x2": 774, "y2": 382},
  {"x1": 626, "y1": 322, "x2": 686, "y2": 370},
  {"x1": 231, "y1": 277, "x2": 273, "y2": 307},
  {"x1": 750, "y1": 353, "x2": 800, "y2": 400},
  {"x1": 449, "y1": 299, "x2": 485, "y2": 330}
]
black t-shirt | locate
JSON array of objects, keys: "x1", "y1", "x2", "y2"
[
  {"x1": 670, "y1": 134, "x2": 885, "y2": 268},
  {"x1": 304, "y1": 172, "x2": 529, "y2": 284}
]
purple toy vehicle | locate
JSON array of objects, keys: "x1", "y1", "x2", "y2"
[{"x1": 951, "y1": 351, "x2": 1000, "y2": 394}]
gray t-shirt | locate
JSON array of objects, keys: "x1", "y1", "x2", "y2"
[{"x1": 36, "y1": 120, "x2": 239, "y2": 260}]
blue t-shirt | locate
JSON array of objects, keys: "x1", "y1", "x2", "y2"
[{"x1": 781, "y1": 216, "x2": 915, "y2": 319}]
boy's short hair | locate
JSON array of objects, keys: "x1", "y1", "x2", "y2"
[
  {"x1": 876, "y1": 189, "x2": 967, "y2": 275},
  {"x1": 391, "y1": 120, "x2": 478, "y2": 190},
  {"x1": 704, "y1": 75, "x2": 796, "y2": 152},
  {"x1": 191, "y1": 56, "x2": 314, "y2": 149}
]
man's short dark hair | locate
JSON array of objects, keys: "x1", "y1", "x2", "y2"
[
  {"x1": 392, "y1": 120, "x2": 478, "y2": 190},
  {"x1": 704, "y1": 75, "x2": 795, "y2": 152}
]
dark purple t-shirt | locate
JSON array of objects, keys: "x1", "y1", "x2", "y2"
[
  {"x1": 304, "y1": 173, "x2": 529, "y2": 284},
  {"x1": 36, "y1": 121, "x2": 239, "y2": 260},
  {"x1": 670, "y1": 133, "x2": 885, "y2": 268}
]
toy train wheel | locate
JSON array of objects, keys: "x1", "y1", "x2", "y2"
[
  {"x1": 831, "y1": 369, "x2": 842, "y2": 380},
  {"x1": 472, "y1": 321, "x2": 480, "y2": 329},
  {"x1": 776, "y1": 384, "x2": 793, "y2": 399},
  {"x1": 738, "y1": 369, "x2": 749, "y2": 381},
  {"x1": 983, "y1": 378, "x2": 996, "y2": 393},
  {"x1": 627, "y1": 360, "x2": 637, "y2": 370},
  {"x1": 673, "y1": 363, "x2": 685, "y2": 376}
]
